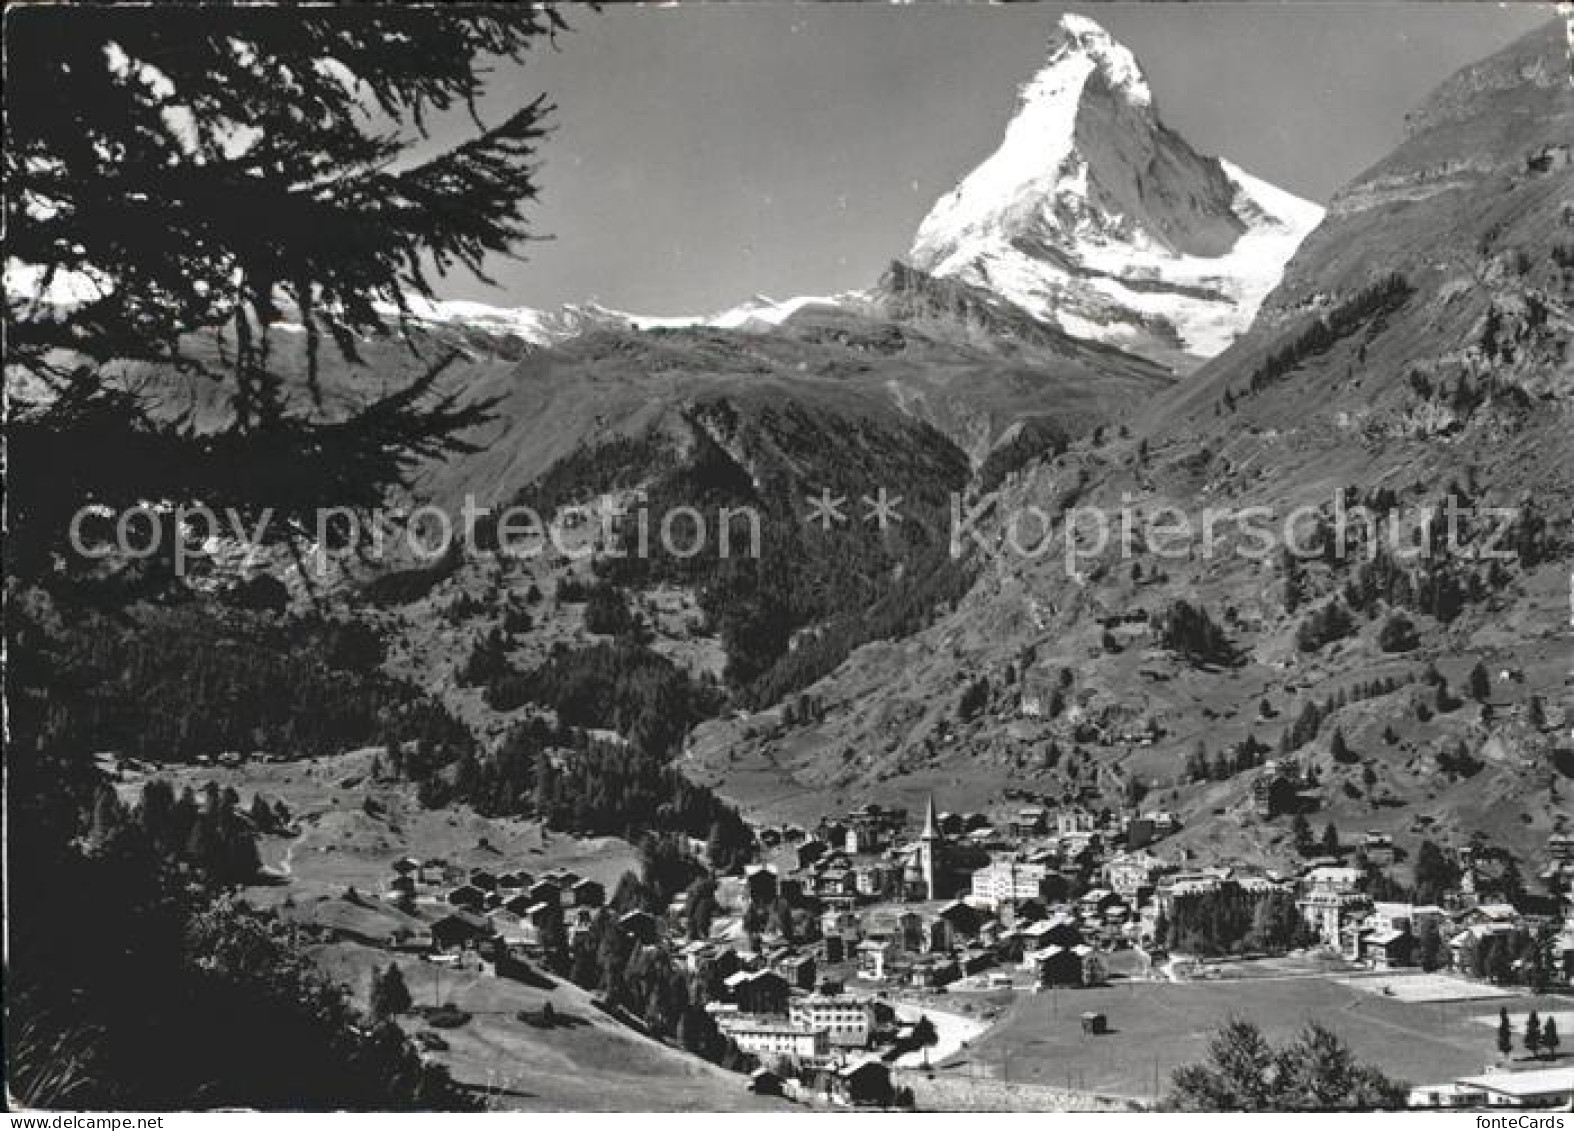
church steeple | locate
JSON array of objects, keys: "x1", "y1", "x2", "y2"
[{"x1": 918, "y1": 792, "x2": 939, "y2": 901}]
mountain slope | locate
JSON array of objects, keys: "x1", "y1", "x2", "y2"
[
  {"x1": 908, "y1": 12, "x2": 1323, "y2": 370},
  {"x1": 686, "y1": 19, "x2": 1574, "y2": 878}
]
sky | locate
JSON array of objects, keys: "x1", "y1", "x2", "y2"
[{"x1": 427, "y1": 3, "x2": 1556, "y2": 316}]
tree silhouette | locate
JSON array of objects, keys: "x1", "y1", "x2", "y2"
[
  {"x1": 1525, "y1": 1012, "x2": 1542, "y2": 1060},
  {"x1": 1167, "y1": 1019, "x2": 1404, "y2": 1111},
  {"x1": 370, "y1": 964, "x2": 413, "y2": 1021},
  {"x1": 6, "y1": 6, "x2": 568, "y2": 575}
]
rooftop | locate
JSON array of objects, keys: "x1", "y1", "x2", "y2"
[{"x1": 1457, "y1": 1067, "x2": 1574, "y2": 1098}]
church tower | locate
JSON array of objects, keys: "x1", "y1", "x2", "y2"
[{"x1": 919, "y1": 792, "x2": 939, "y2": 901}]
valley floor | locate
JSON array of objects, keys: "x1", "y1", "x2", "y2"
[{"x1": 947, "y1": 968, "x2": 1574, "y2": 1101}]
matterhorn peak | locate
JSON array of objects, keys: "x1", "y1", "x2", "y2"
[
  {"x1": 908, "y1": 12, "x2": 1322, "y2": 370},
  {"x1": 1041, "y1": 12, "x2": 1153, "y2": 110}
]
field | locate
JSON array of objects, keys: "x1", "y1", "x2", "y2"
[
  {"x1": 948, "y1": 972, "x2": 1574, "y2": 1101},
  {"x1": 108, "y1": 749, "x2": 782, "y2": 1111},
  {"x1": 112, "y1": 747, "x2": 640, "y2": 910},
  {"x1": 1334, "y1": 971, "x2": 1519, "y2": 1004},
  {"x1": 316, "y1": 942, "x2": 784, "y2": 1112}
]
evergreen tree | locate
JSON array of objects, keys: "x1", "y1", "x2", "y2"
[
  {"x1": 1320, "y1": 823, "x2": 1340, "y2": 856},
  {"x1": 1525, "y1": 1012, "x2": 1542, "y2": 1060},
  {"x1": 370, "y1": 964, "x2": 413, "y2": 1021},
  {"x1": 6, "y1": 6, "x2": 569, "y2": 576},
  {"x1": 1542, "y1": 1017, "x2": 1559, "y2": 1061},
  {"x1": 1468, "y1": 662, "x2": 1491, "y2": 702},
  {"x1": 1291, "y1": 814, "x2": 1314, "y2": 856}
]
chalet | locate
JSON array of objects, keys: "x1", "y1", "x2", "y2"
[
  {"x1": 796, "y1": 838, "x2": 829, "y2": 870},
  {"x1": 733, "y1": 969, "x2": 790, "y2": 1014},
  {"x1": 816, "y1": 868, "x2": 857, "y2": 900},
  {"x1": 432, "y1": 910, "x2": 495, "y2": 951},
  {"x1": 1140, "y1": 810, "x2": 1180, "y2": 837},
  {"x1": 446, "y1": 884, "x2": 485, "y2": 911},
  {"x1": 689, "y1": 943, "x2": 742, "y2": 981},
  {"x1": 1007, "y1": 898, "x2": 1049, "y2": 925},
  {"x1": 821, "y1": 908, "x2": 861, "y2": 941},
  {"x1": 831, "y1": 1058, "x2": 893, "y2": 1107},
  {"x1": 1056, "y1": 809, "x2": 1095, "y2": 837},
  {"x1": 1552, "y1": 935, "x2": 1574, "y2": 981},
  {"x1": 857, "y1": 938, "x2": 891, "y2": 980},
  {"x1": 909, "y1": 957, "x2": 961, "y2": 989},
  {"x1": 1026, "y1": 943, "x2": 1102, "y2": 987},
  {"x1": 1019, "y1": 914, "x2": 1081, "y2": 952},
  {"x1": 523, "y1": 901, "x2": 560, "y2": 928},
  {"x1": 468, "y1": 869, "x2": 498, "y2": 893},
  {"x1": 715, "y1": 876, "x2": 748, "y2": 911},
  {"x1": 749, "y1": 1067, "x2": 785, "y2": 1097},
  {"x1": 617, "y1": 909, "x2": 657, "y2": 944},
  {"x1": 1360, "y1": 927, "x2": 1414, "y2": 970},
  {"x1": 496, "y1": 871, "x2": 527, "y2": 891},
  {"x1": 1361, "y1": 831, "x2": 1396, "y2": 866},
  {"x1": 1010, "y1": 807, "x2": 1047, "y2": 837},
  {"x1": 779, "y1": 952, "x2": 817, "y2": 991},
  {"x1": 1079, "y1": 887, "x2": 1121, "y2": 915},
  {"x1": 1547, "y1": 832, "x2": 1574, "y2": 864},
  {"x1": 935, "y1": 899, "x2": 981, "y2": 942},
  {"x1": 502, "y1": 892, "x2": 535, "y2": 917},
  {"x1": 745, "y1": 865, "x2": 780, "y2": 906},
  {"x1": 855, "y1": 864, "x2": 899, "y2": 899},
  {"x1": 486, "y1": 907, "x2": 532, "y2": 946},
  {"x1": 570, "y1": 878, "x2": 605, "y2": 908},
  {"x1": 1253, "y1": 773, "x2": 1301, "y2": 819},
  {"x1": 1106, "y1": 851, "x2": 1166, "y2": 899},
  {"x1": 527, "y1": 879, "x2": 562, "y2": 906}
]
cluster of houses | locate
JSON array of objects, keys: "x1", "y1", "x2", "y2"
[
  {"x1": 387, "y1": 800, "x2": 1574, "y2": 996},
  {"x1": 381, "y1": 856, "x2": 615, "y2": 953},
  {"x1": 1288, "y1": 851, "x2": 1574, "y2": 978},
  {"x1": 360, "y1": 791, "x2": 1572, "y2": 1109}
]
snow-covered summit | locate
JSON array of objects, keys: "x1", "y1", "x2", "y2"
[
  {"x1": 909, "y1": 12, "x2": 1323, "y2": 368},
  {"x1": 397, "y1": 291, "x2": 860, "y2": 346}
]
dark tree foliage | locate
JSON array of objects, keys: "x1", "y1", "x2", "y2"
[
  {"x1": 1241, "y1": 274, "x2": 1414, "y2": 398},
  {"x1": 1162, "y1": 885, "x2": 1316, "y2": 958},
  {"x1": 1167, "y1": 1020, "x2": 1406, "y2": 1112},
  {"x1": 562, "y1": 910, "x2": 750, "y2": 1070},
  {"x1": 7, "y1": 638, "x2": 470, "y2": 1110},
  {"x1": 6, "y1": 6, "x2": 568, "y2": 577},
  {"x1": 6, "y1": 8, "x2": 566, "y2": 1107},
  {"x1": 566, "y1": 402, "x2": 974, "y2": 706},
  {"x1": 15, "y1": 598, "x2": 471, "y2": 764},
  {"x1": 485, "y1": 639, "x2": 721, "y2": 758},
  {"x1": 1295, "y1": 600, "x2": 1354, "y2": 653},
  {"x1": 370, "y1": 964, "x2": 414, "y2": 1022},
  {"x1": 533, "y1": 739, "x2": 754, "y2": 871},
  {"x1": 1156, "y1": 600, "x2": 1237, "y2": 667},
  {"x1": 974, "y1": 418, "x2": 1068, "y2": 495}
]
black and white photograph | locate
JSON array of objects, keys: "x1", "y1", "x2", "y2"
[{"x1": 4, "y1": 0, "x2": 1573, "y2": 1115}]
